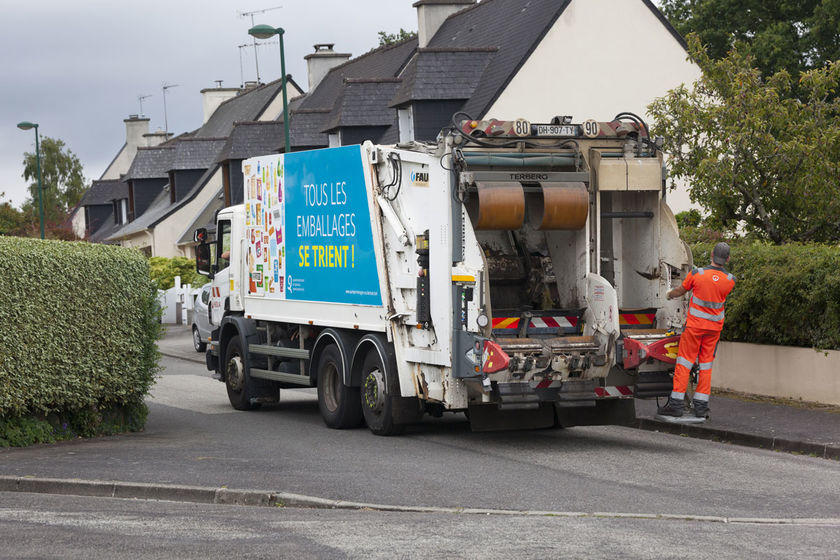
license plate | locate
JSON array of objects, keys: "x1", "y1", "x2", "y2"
[{"x1": 535, "y1": 124, "x2": 577, "y2": 137}]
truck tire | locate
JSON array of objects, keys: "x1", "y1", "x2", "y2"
[
  {"x1": 317, "y1": 345, "x2": 363, "y2": 429},
  {"x1": 225, "y1": 336, "x2": 257, "y2": 410},
  {"x1": 361, "y1": 349, "x2": 405, "y2": 436}
]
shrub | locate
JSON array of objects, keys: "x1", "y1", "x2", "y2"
[
  {"x1": 149, "y1": 256, "x2": 205, "y2": 290},
  {"x1": 690, "y1": 242, "x2": 840, "y2": 349},
  {"x1": 0, "y1": 237, "x2": 161, "y2": 441}
]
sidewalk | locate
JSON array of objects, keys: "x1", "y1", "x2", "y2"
[{"x1": 157, "y1": 325, "x2": 840, "y2": 460}]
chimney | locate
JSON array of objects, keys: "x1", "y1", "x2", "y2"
[
  {"x1": 143, "y1": 130, "x2": 171, "y2": 148},
  {"x1": 414, "y1": 0, "x2": 475, "y2": 48},
  {"x1": 124, "y1": 115, "x2": 150, "y2": 160},
  {"x1": 200, "y1": 82, "x2": 240, "y2": 124},
  {"x1": 304, "y1": 44, "x2": 351, "y2": 91}
]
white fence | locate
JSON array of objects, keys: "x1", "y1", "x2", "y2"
[{"x1": 158, "y1": 276, "x2": 202, "y2": 325}]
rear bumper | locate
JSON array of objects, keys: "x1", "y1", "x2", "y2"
[{"x1": 496, "y1": 379, "x2": 637, "y2": 409}]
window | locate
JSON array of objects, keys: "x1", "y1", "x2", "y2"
[
  {"x1": 398, "y1": 107, "x2": 415, "y2": 143},
  {"x1": 217, "y1": 219, "x2": 232, "y2": 270}
]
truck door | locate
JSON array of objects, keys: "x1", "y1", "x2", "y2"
[{"x1": 210, "y1": 218, "x2": 232, "y2": 326}]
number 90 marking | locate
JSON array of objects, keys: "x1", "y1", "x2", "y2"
[{"x1": 583, "y1": 119, "x2": 600, "y2": 138}]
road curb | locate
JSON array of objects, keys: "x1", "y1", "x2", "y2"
[
  {"x1": 2, "y1": 475, "x2": 839, "y2": 526},
  {"x1": 158, "y1": 351, "x2": 204, "y2": 365},
  {"x1": 635, "y1": 418, "x2": 840, "y2": 460}
]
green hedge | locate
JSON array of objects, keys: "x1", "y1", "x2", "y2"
[
  {"x1": 0, "y1": 237, "x2": 160, "y2": 442},
  {"x1": 690, "y1": 242, "x2": 840, "y2": 349}
]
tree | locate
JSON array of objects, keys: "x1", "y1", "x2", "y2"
[
  {"x1": 377, "y1": 28, "x2": 416, "y2": 47},
  {"x1": 149, "y1": 257, "x2": 207, "y2": 290},
  {"x1": 648, "y1": 35, "x2": 840, "y2": 243},
  {"x1": 660, "y1": 0, "x2": 840, "y2": 79},
  {"x1": 0, "y1": 192, "x2": 26, "y2": 236},
  {"x1": 21, "y1": 136, "x2": 87, "y2": 227}
]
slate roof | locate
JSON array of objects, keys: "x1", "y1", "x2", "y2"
[
  {"x1": 193, "y1": 79, "x2": 286, "y2": 139},
  {"x1": 123, "y1": 147, "x2": 175, "y2": 180},
  {"x1": 109, "y1": 188, "x2": 172, "y2": 238},
  {"x1": 79, "y1": 179, "x2": 128, "y2": 206},
  {"x1": 426, "y1": 0, "x2": 569, "y2": 118},
  {"x1": 324, "y1": 78, "x2": 402, "y2": 131},
  {"x1": 170, "y1": 137, "x2": 226, "y2": 170},
  {"x1": 88, "y1": 217, "x2": 125, "y2": 244},
  {"x1": 217, "y1": 121, "x2": 286, "y2": 162},
  {"x1": 290, "y1": 108, "x2": 331, "y2": 149},
  {"x1": 296, "y1": 39, "x2": 417, "y2": 113},
  {"x1": 413, "y1": 0, "x2": 474, "y2": 5},
  {"x1": 390, "y1": 48, "x2": 497, "y2": 107}
]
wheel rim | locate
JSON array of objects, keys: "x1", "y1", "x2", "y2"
[
  {"x1": 363, "y1": 367, "x2": 386, "y2": 415},
  {"x1": 193, "y1": 328, "x2": 202, "y2": 349},
  {"x1": 226, "y1": 354, "x2": 244, "y2": 392},
  {"x1": 322, "y1": 362, "x2": 341, "y2": 412}
]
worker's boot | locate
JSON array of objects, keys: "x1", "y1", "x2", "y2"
[
  {"x1": 657, "y1": 397, "x2": 684, "y2": 417},
  {"x1": 692, "y1": 399, "x2": 710, "y2": 419}
]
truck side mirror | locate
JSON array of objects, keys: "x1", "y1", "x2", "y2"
[
  {"x1": 196, "y1": 242, "x2": 214, "y2": 279},
  {"x1": 194, "y1": 228, "x2": 208, "y2": 243}
]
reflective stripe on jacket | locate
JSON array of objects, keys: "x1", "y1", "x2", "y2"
[{"x1": 682, "y1": 266, "x2": 735, "y2": 331}]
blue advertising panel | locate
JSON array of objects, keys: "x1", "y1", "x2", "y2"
[{"x1": 242, "y1": 146, "x2": 382, "y2": 306}]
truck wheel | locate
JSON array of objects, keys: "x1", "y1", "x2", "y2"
[
  {"x1": 361, "y1": 349, "x2": 405, "y2": 436},
  {"x1": 192, "y1": 326, "x2": 206, "y2": 352},
  {"x1": 317, "y1": 345, "x2": 363, "y2": 429},
  {"x1": 225, "y1": 336, "x2": 257, "y2": 410}
]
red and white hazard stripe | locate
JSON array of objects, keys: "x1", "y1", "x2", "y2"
[
  {"x1": 529, "y1": 316, "x2": 577, "y2": 329},
  {"x1": 531, "y1": 379, "x2": 563, "y2": 389},
  {"x1": 594, "y1": 386, "x2": 634, "y2": 398},
  {"x1": 491, "y1": 316, "x2": 579, "y2": 329}
]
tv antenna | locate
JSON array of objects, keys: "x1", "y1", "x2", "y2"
[
  {"x1": 162, "y1": 83, "x2": 179, "y2": 134},
  {"x1": 138, "y1": 94, "x2": 152, "y2": 117},
  {"x1": 238, "y1": 5, "x2": 283, "y2": 83},
  {"x1": 238, "y1": 41, "x2": 278, "y2": 87}
]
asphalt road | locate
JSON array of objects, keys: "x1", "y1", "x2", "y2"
[
  {"x1": 2, "y1": 491, "x2": 838, "y2": 560},
  {"x1": 2, "y1": 355, "x2": 840, "y2": 557}
]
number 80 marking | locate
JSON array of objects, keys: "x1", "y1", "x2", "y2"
[{"x1": 513, "y1": 119, "x2": 531, "y2": 137}]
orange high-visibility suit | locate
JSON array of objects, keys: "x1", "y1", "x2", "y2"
[{"x1": 672, "y1": 267, "x2": 736, "y2": 404}]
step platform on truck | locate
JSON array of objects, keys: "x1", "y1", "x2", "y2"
[{"x1": 654, "y1": 414, "x2": 708, "y2": 424}]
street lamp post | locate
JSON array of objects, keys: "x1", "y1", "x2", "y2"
[
  {"x1": 248, "y1": 24, "x2": 291, "y2": 152},
  {"x1": 16, "y1": 121, "x2": 45, "y2": 239}
]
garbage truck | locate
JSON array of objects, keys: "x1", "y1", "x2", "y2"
[{"x1": 193, "y1": 112, "x2": 692, "y2": 435}]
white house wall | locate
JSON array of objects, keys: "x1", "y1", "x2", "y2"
[
  {"x1": 100, "y1": 145, "x2": 129, "y2": 181},
  {"x1": 153, "y1": 168, "x2": 224, "y2": 258},
  {"x1": 258, "y1": 82, "x2": 303, "y2": 122},
  {"x1": 486, "y1": 0, "x2": 701, "y2": 212}
]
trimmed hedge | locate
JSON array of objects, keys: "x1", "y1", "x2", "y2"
[
  {"x1": 0, "y1": 237, "x2": 160, "y2": 442},
  {"x1": 690, "y1": 242, "x2": 840, "y2": 350}
]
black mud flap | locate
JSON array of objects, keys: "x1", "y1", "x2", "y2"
[
  {"x1": 555, "y1": 398, "x2": 636, "y2": 428},
  {"x1": 467, "y1": 402, "x2": 556, "y2": 432},
  {"x1": 205, "y1": 349, "x2": 219, "y2": 375}
]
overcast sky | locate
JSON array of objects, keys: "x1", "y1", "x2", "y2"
[{"x1": 0, "y1": 0, "x2": 418, "y2": 208}]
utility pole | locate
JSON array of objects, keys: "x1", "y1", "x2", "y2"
[
  {"x1": 162, "y1": 83, "x2": 179, "y2": 134},
  {"x1": 238, "y1": 6, "x2": 282, "y2": 83}
]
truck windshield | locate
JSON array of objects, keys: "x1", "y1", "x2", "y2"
[{"x1": 218, "y1": 220, "x2": 231, "y2": 270}]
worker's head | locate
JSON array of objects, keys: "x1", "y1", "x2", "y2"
[{"x1": 711, "y1": 242, "x2": 730, "y2": 265}]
